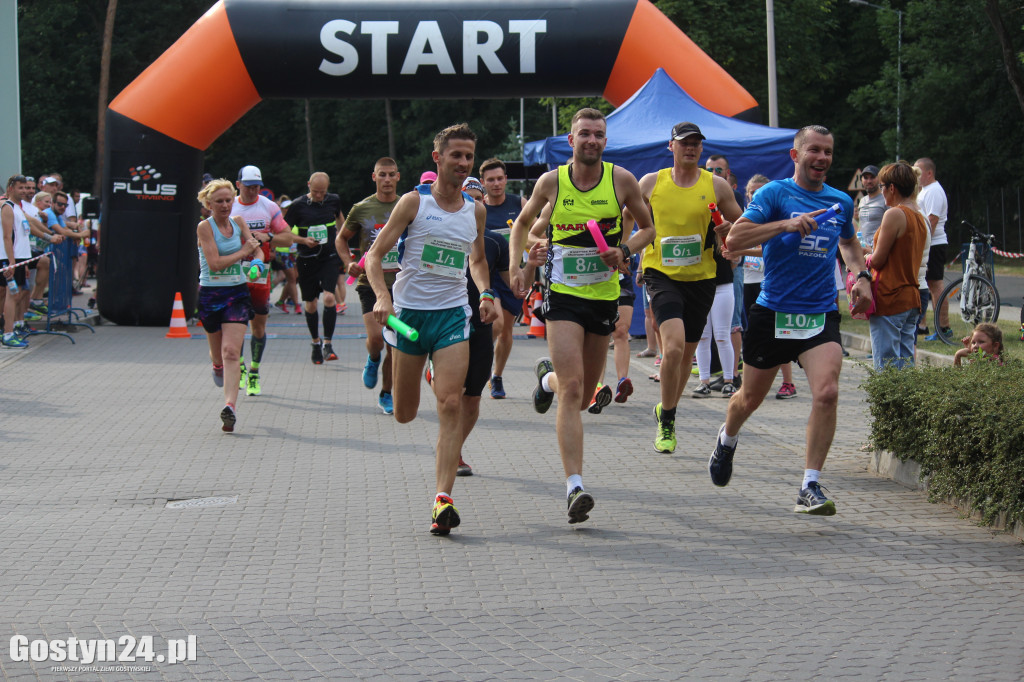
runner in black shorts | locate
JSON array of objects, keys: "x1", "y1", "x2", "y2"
[
  {"x1": 709, "y1": 125, "x2": 872, "y2": 516},
  {"x1": 285, "y1": 172, "x2": 346, "y2": 364}
]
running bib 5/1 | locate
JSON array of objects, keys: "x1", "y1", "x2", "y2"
[
  {"x1": 307, "y1": 224, "x2": 328, "y2": 244},
  {"x1": 419, "y1": 237, "x2": 467, "y2": 278},
  {"x1": 382, "y1": 248, "x2": 400, "y2": 269},
  {"x1": 562, "y1": 247, "x2": 614, "y2": 286},
  {"x1": 774, "y1": 312, "x2": 825, "y2": 339},
  {"x1": 659, "y1": 235, "x2": 702, "y2": 267},
  {"x1": 210, "y1": 263, "x2": 244, "y2": 285}
]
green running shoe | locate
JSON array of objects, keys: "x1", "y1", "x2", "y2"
[
  {"x1": 239, "y1": 360, "x2": 248, "y2": 389},
  {"x1": 653, "y1": 402, "x2": 677, "y2": 453},
  {"x1": 430, "y1": 495, "x2": 461, "y2": 535},
  {"x1": 246, "y1": 372, "x2": 261, "y2": 396}
]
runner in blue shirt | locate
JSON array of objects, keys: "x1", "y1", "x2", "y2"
[{"x1": 708, "y1": 125, "x2": 873, "y2": 516}]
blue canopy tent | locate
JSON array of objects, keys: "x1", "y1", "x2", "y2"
[
  {"x1": 524, "y1": 68, "x2": 798, "y2": 339},
  {"x1": 525, "y1": 68, "x2": 797, "y2": 189}
]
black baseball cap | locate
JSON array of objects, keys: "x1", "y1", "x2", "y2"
[
  {"x1": 861, "y1": 165, "x2": 880, "y2": 177},
  {"x1": 671, "y1": 122, "x2": 705, "y2": 141}
]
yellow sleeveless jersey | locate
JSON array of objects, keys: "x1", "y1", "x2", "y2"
[
  {"x1": 642, "y1": 167, "x2": 717, "y2": 281},
  {"x1": 546, "y1": 162, "x2": 622, "y2": 301}
]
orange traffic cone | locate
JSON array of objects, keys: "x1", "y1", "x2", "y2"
[
  {"x1": 528, "y1": 292, "x2": 545, "y2": 339},
  {"x1": 165, "y1": 292, "x2": 191, "y2": 338},
  {"x1": 521, "y1": 294, "x2": 532, "y2": 325}
]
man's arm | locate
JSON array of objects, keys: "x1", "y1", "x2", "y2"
[
  {"x1": 2, "y1": 205, "x2": 16, "y2": 263},
  {"x1": 366, "y1": 191, "x2": 418, "y2": 324},
  {"x1": 838, "y1": 235, "x2": 872, "y2": 314},
  {"x1": 469, "y1": 202, "x2": 497, "y2": 324},
  {"x1": 726, "y1": 209, "x2": 828, "y2": 252},
  {"x1": 613, "y1": 166, "x2": 655, "y2": 265},
  {"x1": 509, "y1": 171, "x2": 557, "y2": 298}
]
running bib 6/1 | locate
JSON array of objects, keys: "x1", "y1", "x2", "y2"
[
  {"x1": 420, "y1": 237, "x2": 467, "y2": 278},
  {"x1": 307, "y1": 224, "x2": 328, "y2": 244},
  {"x1": 382, "y1": 248, "x2": 400, "y2": 269},
  {"x1": 774, "y1": 312, "x2": 825, "y2": 339},
  {"x1": 562, "y1": 247, "x2": 614, "y2": 286},
  {"x1": 210, "y1": 263, "x2": 244, "y2": 285},
  {"x1": 660, "y1": 235, "x2": 703, "y2": 267}
]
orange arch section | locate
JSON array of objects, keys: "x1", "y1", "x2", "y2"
[
  {"x1": 606, "y1": 0, "x2": 757, "y2": 115},
  {"x1": 109, "y1": 1, "x2": 261, "y2": 150}
]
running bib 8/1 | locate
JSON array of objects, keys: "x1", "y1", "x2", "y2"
[
  {"x1": 307, "y1": 224, "x2": 328, "y2": 244},
  {"x1": 210, "y1": 263, "x2": 244, "y2": 285},
  {"x1": 419, "y1": 237, "x2": 467, "y2": 278},
  {"x1": 774, "y1": 312, "x2": 825, "y2": 339},
  {"x1": 382, "y1": 248, "x2": 400, "y2": 270},
  {"x1": 562, "y1": 247, "x2": 614, "y2": 286},
  {"x1": 660, "y1": 235, "x2": 702, "y2": 267}
]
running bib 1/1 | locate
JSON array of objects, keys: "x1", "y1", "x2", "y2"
[
  {"x1": 562, "y1": 247, "x2": 614, "y2": 286},
  {"x1": 210, "y1": 263, "x2": 244, "y2": 285},
  {"x1": 419, "y1": 237, "x2": 467, "y2": 278},
  {"x1": 774, "y1": 312, "x2": 825, "y2": 340},
  {"x1": 307, "y1": 224, "x2": 328, "y2": 244},
  {"x1": 382, "y1": 248, "x2": 400, "y2": 270},
  {"x1": 660, "y1": 235, "x2": 703, "y2": 267}
]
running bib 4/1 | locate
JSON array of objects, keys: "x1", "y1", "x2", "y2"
[
  {"x1": 419, "y1": 237, "x2": 467, "y2": 278},
  {"x1": 210, "y1": 263, "x2": 244, "y2": 285},
  {"x1": 382, "y1": 248, "x2": 400, "y2": 270},
  {"x1": 659, "y1": 235, "x2": 703, "y2": 267},
  {"x1": 774, "y1": 312, "x2": 825, "y2": 339},
  {"x1": 307, "y1": 224, "x2": 328, "y2": 244},
  {"x1": 562, "y1": 247, "x2": 614, "y2": 286}
]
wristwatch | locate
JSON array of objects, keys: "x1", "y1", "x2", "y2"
[
  {"x1": 856, "y1": 270, "x2": 872, "y2": 281},
  {"x1": 619, "y1": 244, "x2": 631, "y2": 260}
]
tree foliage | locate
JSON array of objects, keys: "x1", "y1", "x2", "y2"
[{"x1": 16, "y1": 0, "x2": 1024, "y2": 232}]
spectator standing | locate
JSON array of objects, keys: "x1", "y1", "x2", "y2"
[
  {"x1": 855, "y1": 165, "x2": 885, "y2": 248},
  {"x1": 915, "y1": 158, "x2": 949, "y2": 340},
  {"x1": 868, "y1": 162, "x2": 928, "y2": 370}
]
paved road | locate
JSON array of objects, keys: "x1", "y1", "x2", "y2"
[{"x1": 1, "y1": 303, "x2": 1022, "y2": 680}]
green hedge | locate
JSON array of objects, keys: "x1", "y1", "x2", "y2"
[{"x1": 864, "y1": 357, "x2": 1024, "y2": 529}]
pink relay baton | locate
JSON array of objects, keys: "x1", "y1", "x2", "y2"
[
  {"x1": 709, "y1": 202, "x2": 727, "y2": 250},
  {"x1": 586, "y1": 219, "x2": 610, "y2": 252},
  {"x1": 345, "y1": 254, "x2": 366, "y2": 285}
]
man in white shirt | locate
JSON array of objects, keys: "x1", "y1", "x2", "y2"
[{"x1": 914, "y1": 158, "x2": 949, "y2": 340}]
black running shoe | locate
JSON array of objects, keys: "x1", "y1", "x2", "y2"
[
  {"x1": 323, "y1": 343, "x2": 338, "y2": 361},
  {"x1": 220, "y1": 406, "x2": 236, "y2": 433},
  {"x1": 708, "y1": 424, "x2": 737, "y2": 487},
  {"x1": 311, "y1": 341, "x2": 323, "y2": 365},
  {"x1": 587, "y1": 384, "x2": 613, "y2": 414},
  {"x1": 533, "y1": 357, "x2": 554, "y2": 414},
  {"x1": 567, "y1": 487, "x2": 594, "y2": 524},
  {"x1": 794, "y1": 481, "x2": 836, "y2": 515}
]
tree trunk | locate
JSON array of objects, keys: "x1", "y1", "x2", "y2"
[
  {"x1": 304, "y1": 99, "x2": 315, "y2": 174},
  {"x1": 984, "y1": 0, "x2": 1024, "y2": 119},
  {"x1": 93, "y1": 0, "x2": 117, "y2": 196},
  {"x1": 385, "y1": 98, "x2": 396, "y2": 160}
]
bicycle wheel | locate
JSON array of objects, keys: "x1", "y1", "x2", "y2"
[{"x1": 934, "y1": 274, "x2": 1000, "y2": 346}]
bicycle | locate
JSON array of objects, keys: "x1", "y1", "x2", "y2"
[{"x1": 934, "y1": 221, "x2": 1000, "y2": 346}]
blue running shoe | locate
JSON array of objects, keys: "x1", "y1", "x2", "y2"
[
  {"x1": 363, "y1": 354, "x2": 381, "y2": 389},
  {"x1": 378, "y1": 391, "x2": 394, "y2": 415}
]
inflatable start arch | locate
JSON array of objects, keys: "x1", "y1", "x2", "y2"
[{"x1": 100, "y1": 0, "x2": 759, "y2": 325}]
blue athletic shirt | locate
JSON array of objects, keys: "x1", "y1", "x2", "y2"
[{"x1": 741, "y1": 178, "x2": 854, "y2": 314}]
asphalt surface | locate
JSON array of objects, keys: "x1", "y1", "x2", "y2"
[{"x1": 1, "y1": 292, "x2": 1023, "y2": 681}]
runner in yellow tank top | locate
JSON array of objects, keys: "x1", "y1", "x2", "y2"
[
  {"x1": 623, "y1": 122, "x2": 742, "y2": 454},
  {"x1": 509, "y1": 108, "x2": 655, "y2": 526}
]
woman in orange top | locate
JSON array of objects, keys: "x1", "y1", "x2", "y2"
[{"x1": 868, "y1": 162, "x2": 928, "y2": 370}]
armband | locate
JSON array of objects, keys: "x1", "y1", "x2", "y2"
[
  {"x1": 856, "y1": 270, "x2": 872, "y2": 282},
  {"x1": 479, "y1": 289, "x2": 496, "y2": 303},
  {"x1": 619, "y1": 244, "x2": 631, "y2": 260}
]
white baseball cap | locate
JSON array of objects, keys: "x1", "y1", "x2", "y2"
[{"x1": 237, "y1": 165, "x2": 263, "y2": 187}]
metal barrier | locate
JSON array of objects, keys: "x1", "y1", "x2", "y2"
[{"x1": 26, "y1": 240, "x2": 94, "y2": 344}]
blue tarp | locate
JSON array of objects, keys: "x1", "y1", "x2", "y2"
[{"x1": 525, "y1": 68, "x2": 798, "y2": 188}]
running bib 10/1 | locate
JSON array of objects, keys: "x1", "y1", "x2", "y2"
[
  {"x1": 774, "y1": 312, "x2": 825, "y2": 339},
  {"x1": 660, "y1": 235, "x2": 703, "y2": 267},
  {"x1": 210, "y1": 263, "x2": 244, "y2": 285},
  {"x1": 420, "y1": 237, "x2": 467, "y2": 278},
  {"x1": 307, "y1": 224, "x2": 328, "y2": 244}
]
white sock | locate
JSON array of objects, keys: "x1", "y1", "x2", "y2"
[
  {"x1": 435, "y1": 492, "x2": 450, "y2": 501},
  {"x1": 802, "y1": 469, "x2": 820, "y2": 489},
  {"x1": 566, "y1": 475, "x2": 583, "y2": 496},
  {"x1": 719, "y1": 424, "x2": 739, "y2": 447},
  {"x1": 541, "y1": 372, "x2": 554, "y2": 393}
]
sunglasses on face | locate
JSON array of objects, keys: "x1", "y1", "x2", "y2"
[
  {"x1": 709, "y1": 167, "x2": 726, "y2": 174},
  {"x1": 56, "y1": 201, "x2": 68, "y2": 207}
]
